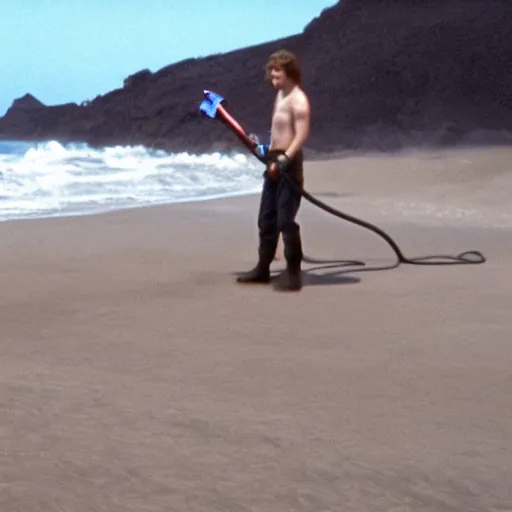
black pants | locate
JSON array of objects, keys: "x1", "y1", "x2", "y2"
[{"x1": 257, "y1": 150, "x2": 304, "y2": 268}]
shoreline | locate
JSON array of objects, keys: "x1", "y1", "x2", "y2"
[{"x1": 2, "y1": 144, "x2": 512, "y2": 229}]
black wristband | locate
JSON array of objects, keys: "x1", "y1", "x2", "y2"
[{"x1": 275, "y1": 154, "x2": 291, "y2": 172}]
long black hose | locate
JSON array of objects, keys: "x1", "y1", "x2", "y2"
[{"x1": 289, "y1": 175, "x2": 486, "y2": 266}]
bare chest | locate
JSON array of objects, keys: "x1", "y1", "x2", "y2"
[{"x1": 271, "y1": 96, "x2": 294, "y2": 131}]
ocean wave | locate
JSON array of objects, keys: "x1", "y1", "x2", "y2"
[{"x1": 0, "y1": 140, "x2": 263, "y2": 221}]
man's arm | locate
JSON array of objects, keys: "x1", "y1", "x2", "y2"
[
  {"x1": 284, "y1": 94, "x2": 311, "y2": 160},
  {"x1": 269, "y1": 93, "x2": 280, "y2": 151}
]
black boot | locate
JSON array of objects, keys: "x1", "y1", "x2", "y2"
[
  {"x1": 236, "y1": 238, "x2": 277, "y2": 284},
  {"x1": 273, "y1": 231, "x2": 303, "y2": 291},
  {"x1": 236, "y1": 263, "x2": 271, "y2": 283},
  {"x1": 273, "y1": 262, "x2": 302, "y2": 291}
]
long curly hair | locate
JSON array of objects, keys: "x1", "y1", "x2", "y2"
[{"x1": 265, "y1": 49, "x2": 302, "y2": 85}]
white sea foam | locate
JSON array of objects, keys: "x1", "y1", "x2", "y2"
[{"x1": 0, "y1": 140, "x2": 263, "y2": 221}]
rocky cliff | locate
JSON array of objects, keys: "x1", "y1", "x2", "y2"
[{"x1": 1, "y1": 0, "x2": 511, "y2": 155}]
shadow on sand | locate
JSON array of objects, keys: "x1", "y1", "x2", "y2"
[
  {"x1": 232, "y1": 257, "x2": 401, "y2": 288},
  {"x1": 301, "y1": 256, "x2": 400, "y2": 287}
]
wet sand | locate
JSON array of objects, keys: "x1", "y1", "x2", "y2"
[{"x1": 1, "y1": 146, "x2": 511, "y2": 511}]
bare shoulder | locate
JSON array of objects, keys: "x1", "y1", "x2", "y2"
[
  {"x1": 293, "y1": 86, "x2": 310, "y2": 102},
  {"x1": 291, "y1": 87, "x2": 311, "y2": 116}
]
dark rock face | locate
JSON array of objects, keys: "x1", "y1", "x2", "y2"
[
  {"x1": 1, "y1": 0, "x2": 511, "y2": 154},
  {"x1": 123, "y1": 69, "x2": 153, "y2": 89},
  {"x1": 8, "y1": 94, "x2": 45, "y2": 111},
  {"x1": 1, "y1": 94, "x2": 46, "y2": 136}
]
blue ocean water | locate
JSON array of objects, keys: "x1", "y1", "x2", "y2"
[{"x1": 0, "y1": 140, "x2": 263, "y2": 222}]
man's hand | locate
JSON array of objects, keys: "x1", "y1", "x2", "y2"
[
  {"x1": 248, "y1": 133, "x2": 260, "y2": 144},
  {"x1": 266, "y1": 162, "x2": 279, "y2": 180},
  {"x1": 265, "y1": 154, "x2": 290, "y2": 181}
]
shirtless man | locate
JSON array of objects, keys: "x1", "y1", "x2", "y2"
[{"x1": 237, "y1": 49, "x2": 311, "y2": 291}]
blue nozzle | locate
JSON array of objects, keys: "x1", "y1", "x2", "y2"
[{"x1": 199, "y1": 90, "x2": 225, "y2": 118}]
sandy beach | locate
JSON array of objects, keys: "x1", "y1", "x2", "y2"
[{"x1": 1, "y1": 146, "x2": 511, "y2": 511}]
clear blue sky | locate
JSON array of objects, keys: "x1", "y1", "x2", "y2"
[{"x1": 0, "y1": 0, "x2": 337, "y2": 116}]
